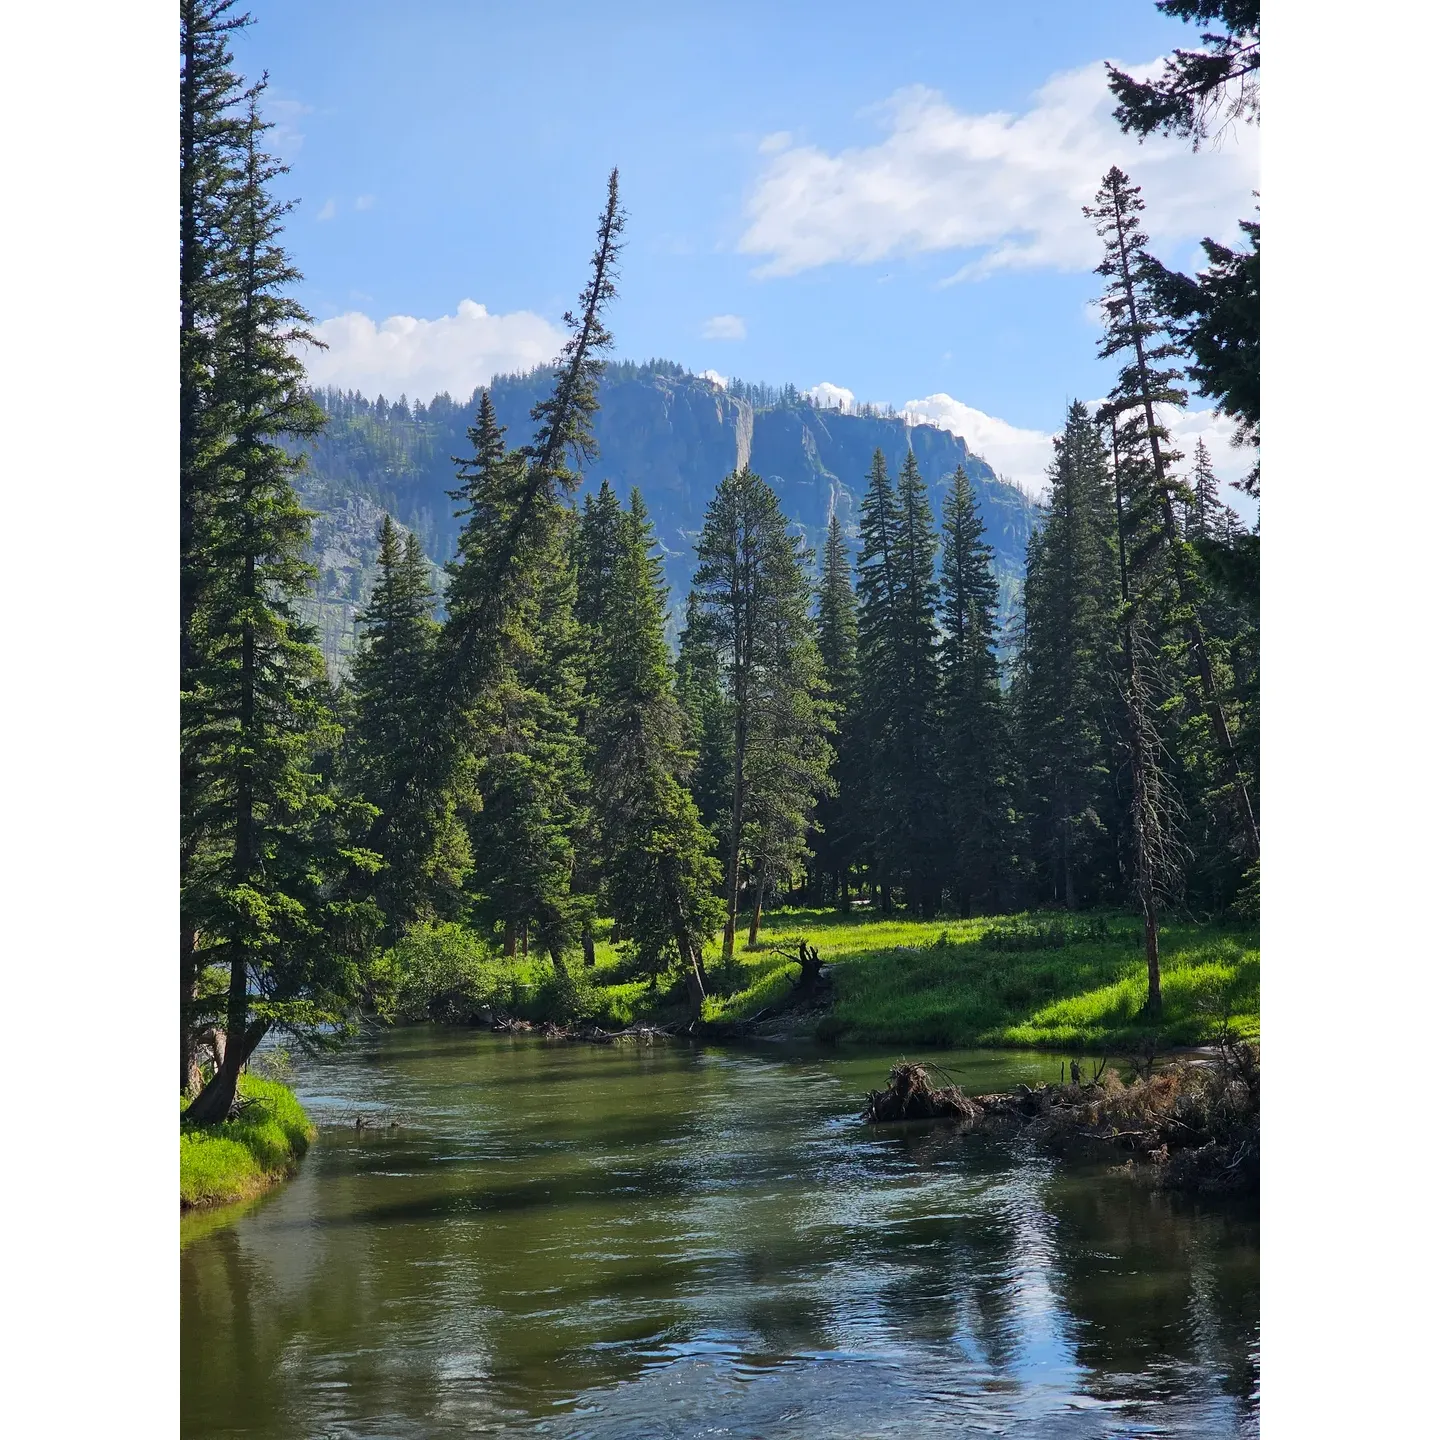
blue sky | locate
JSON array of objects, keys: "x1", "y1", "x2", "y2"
[{"x1": 234, "y1": 0, "x2": 1258, "y2": 499}]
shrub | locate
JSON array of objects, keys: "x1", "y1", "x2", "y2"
[{"x1": 385, "y1": 922, "x2": 506, "y2": 1022}]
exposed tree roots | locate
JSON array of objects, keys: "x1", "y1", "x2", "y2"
[{"x1": 862, "y1": 1042, "x2": 1259, "y2": 1195}]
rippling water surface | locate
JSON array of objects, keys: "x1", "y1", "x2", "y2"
[{"x1": 181, "y1": 1030, "x2": 1258, "y2": 1438}]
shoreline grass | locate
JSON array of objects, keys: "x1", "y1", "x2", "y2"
[
  {"x1": 180, "y1": 1074, "x2": 316, "y2": 1210},
  {"x1": 589, "y1": 907, "x2": 1258, "y2": 1051}
]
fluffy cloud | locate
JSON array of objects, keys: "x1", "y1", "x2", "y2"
[
  {"x1": 300, "y1": 300, "x2": 565, "y2": 401},
  {"x1": 902, "y1": 394, "x2": 1056, "y2": 495},
  {"x1": 903, "y1": 391, "x2": 1254, "y2": 502},
  {"x1": 805, "y1": 381, "x2": 856, "y2": 412},
  {"x1": 702, "y1": 313, "x2": 747, "y2": 340},
  {"x1": 698, "y1": 368, "x2": 728, "y2": 387},
  {"x1": 739, "y1": 61, "x2": 1257, "y2": 279}
]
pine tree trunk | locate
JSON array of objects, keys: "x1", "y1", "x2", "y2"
[
  {"x1": 1142, "y1": 888, "x2": 1162, "y2": 1017},
  {"x1": 723, "y1": 766, "x2": 744, "y2": 963},
  {"x1": 186, "y1": 1019, "x2": 270, "y2": 1124},
  {"x1": 748, "y1": 863, "x2": 767, "y2": 947},
  {"x1": 191, "y1": 549, "x2": 260, "y2": 1125},
  {"x1": 522, "y1": 925, "x2": 529, "y2": 958},
  {"x1": 181, "y1": 920, "x2": 198, "y2": 1096},
  {"x1": 504, "y1": 920, "x2": 517, "y2": 957},
  {"x1": 581, "y1": 919, "x2": 596, "y2": 968}
]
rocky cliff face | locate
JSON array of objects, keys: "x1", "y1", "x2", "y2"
[{"x1": 297, "y1": 363, "x2": 1039, "y2": 667}]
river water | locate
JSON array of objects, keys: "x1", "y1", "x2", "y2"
[{"x1": 181, "y1": 1030, "x2": 1259, "y2": 1438}]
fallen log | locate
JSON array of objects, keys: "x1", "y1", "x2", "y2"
[{"x1": 860, "y1": 1042, "x2": 1259, "y2": 1195}]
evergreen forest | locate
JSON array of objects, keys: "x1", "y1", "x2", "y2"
[{"x1": 180, "y1": 0, "x2": 1260, "y2": 1123}]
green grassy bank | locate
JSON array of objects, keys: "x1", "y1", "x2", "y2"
[
  {"x1": 598, "y1": 908, "x2": 1257, "y2": 1051},
  {"x1": 387, "y1": 906, "x2": 1258, "y2": 1053},
  {"x1": 180, "y1": 1074, "x2": 316, "y2": 1210}
]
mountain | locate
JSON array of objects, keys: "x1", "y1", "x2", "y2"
[{"x1": 294, "y1": 360, "x2": 1040, "y2": 671}]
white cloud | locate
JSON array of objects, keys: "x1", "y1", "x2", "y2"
[
  {"x1": 316, "y1": 198, "x2": 336, "y2": 223},
  {"x1": 698, "y1": 369, "x2": 728, "y2": 387},
  {"x1": 299, "y1": 299, "x2": 566, "y2": 401},
  {"x1": 759, "y1": 131, "x2": 793, "y2": 155},
  {"x1": 1148, "y1": 402, "x2": 1253, "y2": 498},
  {"x1": 903, "y1": 394, "x2": 1056, "y2": 496},
  {"x1": 266, "y1": 98, "x2": 312, "y2": 161},
  {"x1": 902, "y1": 390, "x2": 1254, "y2": 506},
  {"x1": 354, "y1": 194, "x2": 375, "y2": 211},
  {"x1": 739, "y1": 61, "x2": 1257, "y2": 280},
  {"x1": 805, "y1": 381, "x2": 856, "y2": 412},
  {"x1": 702, "y1": 313, "x2": 747, "y2": 341}
]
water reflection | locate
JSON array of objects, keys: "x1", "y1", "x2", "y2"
[{"x1": 181, "y1": 1031, "x2": 1258, "y2": 1437}]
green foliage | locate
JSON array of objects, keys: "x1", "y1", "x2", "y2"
[
  {"x1": 181, "y1": 59, "x2": 383, "y2": 1120},
  {"x1": 854, "y1": 448, "x2": 946, "y2": 912},
  {"x1": 1014, "y1": 402, "x2": 1121, "y2": 909},
  {"x1": 1105, "y1": 1, "x2": 1259, "y2": 145},
  {"x1": 1152, "y1": 222, "x2": 1260, "y2": 494},
  {"x1": 688, "y1": 467, "x2": 834, "y2": 953},
  {"x1": 810, "y1": 513, "x2": 861, "y2": 901},
  {"x1": 349, "y1": 518, "x2": 466, "y2": 934},
  {"x1": 937, "y1": 464, "x2": 1015, "y2": 913},
  {"x1": 180, "y1": 1074, "x2": 315, "y2": 1208},
  {"x1": 583, "y1": 490, "x2": 724, "y2": 990},
  {"x1": 380, "y1": 921, "x2": 504, "y2": 1022}
]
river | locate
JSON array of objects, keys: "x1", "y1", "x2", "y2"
[{"x1": 181, "y1": 1029, "x2": 1259, "y2": 1438}]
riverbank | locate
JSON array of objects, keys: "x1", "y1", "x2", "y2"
[
  {"x1": 862, "y1": 1044, "x2": 1260, "y2": 1195},
  {"x1": 180, "y1": 1075, "x2": 316, "y2": 1209},
  {"x1": 586, "y1": 908, "x2": 1258, "y2": 1051},
  {"x1": 390, "y1": 907, "x2": 1258, "y2": 1053}
]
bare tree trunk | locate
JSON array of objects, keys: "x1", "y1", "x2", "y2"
[
  {"x1": 581, "y1": 918, "x2": 596, "y2": 968},
  {"x1": 748, "y1": 863, "x2": 767, "y2": 947},
  {"x1": 504, "y1": 920, "x2": 517, "y2": 957},
  {"x1": 521, "y1": 924, "x2": 529, "y2": 959}
]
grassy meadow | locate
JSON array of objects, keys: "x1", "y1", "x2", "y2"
[
  {"x1": 579, "y1": 906, "x2": 1259, "y2": 1051},
  {"x1": 180, "y1": 1074, "x2": 316, "y2": 1209}
]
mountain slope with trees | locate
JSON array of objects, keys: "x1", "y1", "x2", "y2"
[{"x1": 292, "y1": 366, "x2": 1038, "y2": 670}]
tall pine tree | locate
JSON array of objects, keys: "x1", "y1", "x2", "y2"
[
  {"x1": 184, "y1": 91, "x2": 381, "y2": 1122},
  {"x1": 350, "y1": 518, "x2": 468, "y2": 937},
  {"x1": 854, "y1": 448, "x2": 944, "y2": 914},
  {"x1": 587, "y1": 491, "x2": 724, "y2": 1012},
  {"x1": 689, "y1": 468, "x2": 832, "y2": 957},
  {"x1": 1015, "y1": 404, "x2": 1121, "y2": 910},
  {"x1": 810, "y1": 513, "x2": 861, "y2": 906},
  {"x1": 937, "y1": 465, "x2": 1014, "y2": 916}
]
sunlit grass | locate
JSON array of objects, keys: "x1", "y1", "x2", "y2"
[
  {"x1": 180, "y1": 1075, "x2": 316, "y2": 1209},
  {"x1": 689, "y1": 907, "x2": 1258, "y2": 1050},
  {"x1": 388, "y1": 905, "x2": 1257, "y2": 1052}
]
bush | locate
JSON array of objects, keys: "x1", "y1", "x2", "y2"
[
  {"x1": 385, "y1": 922, "x2": 507, "y2": 1022},
  {"x1": 532, "y1": 965, "x2": 602, "y2": 1024}
]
